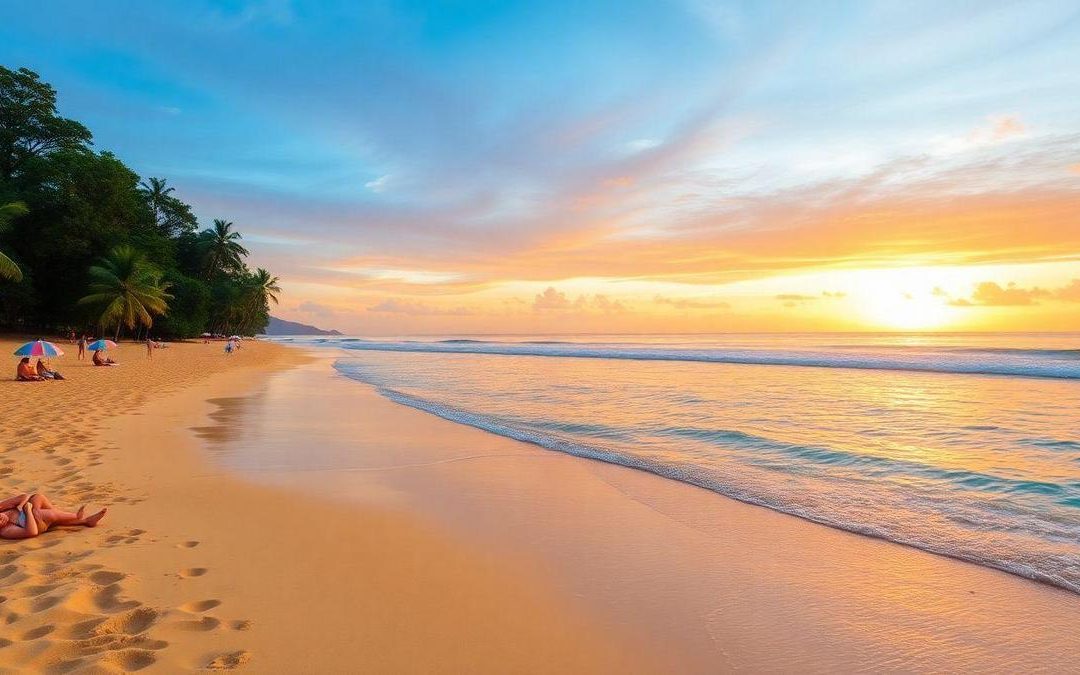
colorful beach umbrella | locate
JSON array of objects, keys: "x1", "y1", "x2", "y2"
[
  {"x1": 87, "y1": 339, "x2": 118, "y2": 352},
  {"x1": 13, "y1": 340, "x2": 64, "y2": 357}
]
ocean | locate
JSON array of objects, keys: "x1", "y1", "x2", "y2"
[{"x1": 269, "y1": 333, "x2": 1080, "y2": 593}]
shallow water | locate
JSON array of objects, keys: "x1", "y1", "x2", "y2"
[{"x1": 271, "y1": 333, "x2": 1080, "y2": 593}]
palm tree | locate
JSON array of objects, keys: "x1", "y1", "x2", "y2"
[
  {"x1": 242, "y1": 268, "x2": 281, "y2": 329},
  {"x1": 0, "y1": 201, "x2": 28, "y2": 281},
  {"x1": 202, "y1": 219, "x2": 249, "y2": 278},
  {"x1": 78, "y1": 245, "x2": 173, "y2": 339},
  {"x1": 138, "y1": 177, "x2": 174, "y2": 227}
]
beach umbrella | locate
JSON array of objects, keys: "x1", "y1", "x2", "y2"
[
  {"x1": 13, "y1": 340, "x2": 64, "y2": 358},
  {"x1": 87, "y1": 339, "x2": 118, "y2": 352}
]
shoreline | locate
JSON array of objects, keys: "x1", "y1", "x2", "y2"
[
  {"x1": 0, "y1": 339, "x2": 650, "y2": 672},
  {"x1": 196, "y1": 348, "x2": 1080, "y2": 672},
  {"x1": 3, "y1": 339, "x2": 1079, "y2": 672}
]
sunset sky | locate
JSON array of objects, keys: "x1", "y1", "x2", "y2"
[{"x1": 4, "y1": 0, "x2": 1080, "y2": 333}]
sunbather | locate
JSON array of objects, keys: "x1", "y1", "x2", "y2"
[
  {"x1": 16, "y1": 357, "x2": 44, "y2": 381},
  {"x1": 0, "y1": 493, "x2": 107, "y2": 540},
  {"x1": 92, "y1": 350, "x2": 116, "y2": 366},
  {"x1": 36, "y1": 358, "x2": 63, "y2": 380}
]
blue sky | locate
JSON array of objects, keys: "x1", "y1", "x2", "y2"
[{"x1": 4, "y1": 1, "x2": 1080, "y2": 332}]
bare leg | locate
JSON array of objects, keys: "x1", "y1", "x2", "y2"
[
  {"x1": 31, "y1": 495, "x2": 101, "y2": 529},
  {"x1": 29, "y1": 493, "x2": 55, "y2": 510},
  {"x1": 36, "y1": 508, "x2": 83, "y2": 528},
  {"x1": 83, "y1": 508, "x2": 107, "y2": 527}
]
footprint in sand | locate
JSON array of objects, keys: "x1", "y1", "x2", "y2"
[
  {"x1": 228, "y1": 619, "x2": 252, "y2": 631},
  {"x1": 180, "y1": 599, "x2": 221, "y2": 613},
  {"x1": 22, "y1": 583, "x2": 59, "y2": 598},
  {"x1": 174, "y1": 615, "x2": 221, "y2": 632},
  {"x1": 206, "y1": 650, "x2": 252, "y2": 670},
  {"x1": 21, "y1": 623, "x2": 55, "y2": 640},
  {"x1": 177, "y1": 568, "x2": 208, "y2": 579},
  {"x1": 68, "y1": 583, "x2": 140, "y2": 613},
  {"x1": 99, "y1": 648, "x2": 158, "y2": 672},
  {"x1": 29, "y1": 594, "x2": 64, "y2": 612},
  {"x1": 176, "y1": 540, "x2": 200, "y2": 549},
  {"x1": 90, "y1": 570, "x2": 126, "y2": 585}
]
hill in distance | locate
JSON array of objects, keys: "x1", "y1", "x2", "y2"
[{"x1": 263, "y1": 316, "x2": 343, "y2": 336}]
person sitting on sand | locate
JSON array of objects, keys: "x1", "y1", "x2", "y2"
[
  {"x1": 36, "y1": 358, "x2": 63, "y2": 380},
  {"x1": 16, "y1": 357, "x2": 44, "y2": 381},
  {"x1": 92, "y1": 350, "x2": 116, "y2": 366},
  {"x1": 0, "y1": 493, "x2": 107, "y2": 540}
]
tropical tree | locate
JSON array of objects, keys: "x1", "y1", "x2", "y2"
[
  {"x1": 0, "y1": 66, "x2": 92, "y2": 181},
  {"x1": 202, "y1": 219, "x2": 248, "y2": 278},
  {"x1": 242, "y1": 267, "x2": 280, "y2": 329},
  {"x1": 137, "y1": 176, "x2": 197, "y2": 238},
  {"x1": 247, "y1": 268, "x2": 280, "y2": 308},
  {"x1": 78, "y1": 245, "x2": 173, "y2": 338},
  {"x1": 0, "y1": 67, "x2": 279, "y2": 338},
  {"x1": 138, "y1": 176, "x2": 173, "y2": 223},
  {"x1": 0, "y1": 201, "x2": 27, "y2": 280}
]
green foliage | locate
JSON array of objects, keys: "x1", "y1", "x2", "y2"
[
  {"x1": 0, "y1": 65, "x2": 279, "y2": 338},
  {"x1": 140, "y1": 177, "x2": 197, "y2": 238},
  {"x1": 0, "y1": 200, "x2": 27, "y2": 280},
  {"x1": 201, "y1": 219, "x2": 249, "y2": 279},
  {"x1": 0, "y1": 66, "x2": 92, "y2": 182},
  {"x1": 78, "y1": 245, "x2": 172, "y2": 337},
  {"x1": 154, "y1": 271, "x2": 211, "y2": 338}
]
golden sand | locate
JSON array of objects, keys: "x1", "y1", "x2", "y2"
[{"x1": 0, "y1": 339, "x2": 645, "y2": 673}]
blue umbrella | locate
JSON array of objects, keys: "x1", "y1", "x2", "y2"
[
  {"x1": 13, "y1": 340, "x2": 65, "y2": 357},
  {"x1": 87, "y1": 339, "x2": 118, "y2": 352}
]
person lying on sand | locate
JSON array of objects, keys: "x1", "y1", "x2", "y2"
[
  {"x1": 16, "y1": 357, "x2": 44, "y2": 381},
  {"x1": 92, "y1": 350, "x2": 116, "y2": 366},
  {"x1": 0, "y1": 493, "x2": 107, "y2": 540},
  {"x1": 36, "y1": 358, "x2": 63, "y2": 380}
]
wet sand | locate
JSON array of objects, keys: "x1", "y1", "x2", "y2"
[{"x1": 196, "y1": 351, "x2": 1080, "y2": 673}]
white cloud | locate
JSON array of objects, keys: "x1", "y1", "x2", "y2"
[
  {"x1": 365, "y1": 174, "x2": 391, "y2": 193},
  {"x1": 626, "y1": 138, "x2": 661, "y2": 153}
]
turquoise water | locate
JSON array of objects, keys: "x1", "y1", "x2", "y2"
[{"x1": 272, "y1": 333, "x2": 1080, "y2": 593}]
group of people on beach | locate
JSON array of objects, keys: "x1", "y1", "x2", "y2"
[
  {"x1": 0, "y1": 493, "x2": 106, "y2": 540},
  {"x1": 16, "y1": 356, "x2": 63, "y2": 381},
  {"x1": 15, "y1": 334, "x2": 119, "y2": 381}
]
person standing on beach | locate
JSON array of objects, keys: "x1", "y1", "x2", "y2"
[
  {"x1": 146, "y1": 337, "x2": 153, "y2": 360},
  {"x1": 77, "y1": 335, "x2": 86, "y2": 360}
]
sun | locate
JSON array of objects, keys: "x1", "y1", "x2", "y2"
[{"x1": 854, "y1": 285, "x2": 958, "y2": 330}]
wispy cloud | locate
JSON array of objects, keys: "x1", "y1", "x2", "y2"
[
  {"x1": 367, "y1": 298, "x2": 476, "y2": 316},
  {"x1": 654, "y1": 295, "x2": 730, "y2": 310},
  {"x1": 365, "y1": 174, "x2": 391, "y2": 193}
]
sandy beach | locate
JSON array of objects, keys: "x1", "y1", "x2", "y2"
[
  {"x1": 0, "y1": 340, "x2": 646, "y2": 673},
  {"x1": 2, "y1": 338, "x2": 1080, "y2": 673}
]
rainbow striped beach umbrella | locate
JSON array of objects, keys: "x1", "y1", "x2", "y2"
[
  {"x1": 87, "y1": 339, "x2": 118, "y2": 352},
  {"x1": 13, "y1": 340, "x2": 64, "y2": 358}
]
